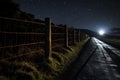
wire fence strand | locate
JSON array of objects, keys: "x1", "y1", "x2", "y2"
[
  {"x1": 0, "y1": 42, "x2": 45, "y2": 49},
  {"x1": 0, "y1": 17, "x2": 88, "y2": 60}
]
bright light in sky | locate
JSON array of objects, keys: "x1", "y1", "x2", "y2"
[{"x1": 98, "y1": 30, "x2": 105, "y2": 35}]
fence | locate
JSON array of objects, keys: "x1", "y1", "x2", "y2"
[{"x1": 0, "y1": 17, "x2": 88, "y2": 60}]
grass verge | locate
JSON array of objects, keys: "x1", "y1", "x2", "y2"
[
  {"x1": 101, "y1": 38, "x2": 120, "y2": 49},
  {"x1": 108, "y1": 38, "x2": 120, "y2": 44},
  {"x1": 0, "y1": 37, "x2": 90, "y2": 80}
]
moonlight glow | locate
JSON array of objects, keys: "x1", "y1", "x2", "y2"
[{"x1": 98, "y1": 30, "x2": 105, "y2": 35}]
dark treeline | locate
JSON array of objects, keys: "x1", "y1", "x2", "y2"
[
  {"x1": 0, "y1": 0, "x2": 35, "y2": 20},
  {"x1": 0, "y1": 0, "x2": 46, "y2": 31},
  {"x1": 109, "y1": 28, "x2": 120, "y2": 34},
  {"x1": 104, "y1": 28, "x2": 120, "y2": 39}
]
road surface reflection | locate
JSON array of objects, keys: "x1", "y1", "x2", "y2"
[{"x1": 77, "y1": 37, "x2": 120, "y2": 80}]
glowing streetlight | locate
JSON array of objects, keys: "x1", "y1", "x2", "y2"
[{"x1": 98, "y1": 30, "x2": 105, "y2": 35}]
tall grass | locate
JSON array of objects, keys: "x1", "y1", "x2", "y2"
[{"x1": 0, "y1": 38, "x2": 90, "y2": 80}]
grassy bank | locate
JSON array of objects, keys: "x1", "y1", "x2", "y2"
[
  {"x1": 0, "y1": 37, "x2": 90, "y2": 80},
  {"x1": 100, "y1": 37, "x2": 120, "y2": 49},
  {"x1": 108, "y1": 39, "x2": 120, "y2": 44}
]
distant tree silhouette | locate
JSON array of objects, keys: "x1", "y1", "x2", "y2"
[
  {"x1": 0, "y1": 0, "x2": 21, "y2": 18},
  {"x1": 20, "y1": 12, "x2": 35, "y2": 20},
  {"x1": 34, "y1": 19, "x2": 45, "y2": 23},
  {"x1": 110, "y1": 28, "x2": 120, "y2": 34}
]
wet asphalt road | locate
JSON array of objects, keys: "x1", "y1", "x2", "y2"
[
  {"x1": 76, "y1": 37, "x2": 120, "y2": 80},
  {"x1": 62, "y1": 37, "x2": 120, "y2": 80}
]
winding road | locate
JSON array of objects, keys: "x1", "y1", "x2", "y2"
[{"x1": 63, "y1": 37, "x2": 120, "y2": 80}]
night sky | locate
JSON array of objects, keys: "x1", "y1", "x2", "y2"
[{"x1": 15, "y1": 0, "x2": 120, "y2": 33}]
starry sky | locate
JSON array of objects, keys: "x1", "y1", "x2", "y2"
[{"x1": 15, "y1": 0, "x2": 120, "y2": 32}]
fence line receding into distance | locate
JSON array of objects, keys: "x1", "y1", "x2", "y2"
[{"x1": 0, "y1": 17, "x2": 88, "y2": 60}]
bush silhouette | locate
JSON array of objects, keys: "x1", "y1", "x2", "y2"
[{"x1": 0, "y1": 0, "x2": 20, "y2": 18}]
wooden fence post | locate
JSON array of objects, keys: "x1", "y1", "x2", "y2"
[
  {"x1": 78, "y1": 30, "x2": 81, "y2": 42},
  {"x1": 64, "y1": 25, "x2": 68, "y2": 48},
  {"x1": 45, "y1": 18, "x2": 51, "y2": 59},
  {"x1": 73, "y1": 28, "x2": 76, "y2": 45},
  {"x1": 80, "y1": 32, "x2": 83, "y2": 41}
]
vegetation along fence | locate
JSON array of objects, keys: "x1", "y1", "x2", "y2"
[{"x1": 0, "y1": 17, "x2": 88, "y2": 60}]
